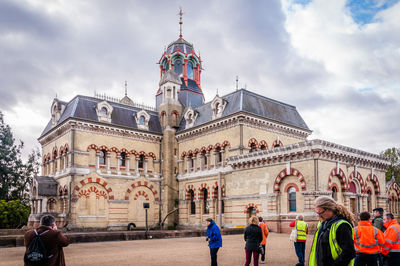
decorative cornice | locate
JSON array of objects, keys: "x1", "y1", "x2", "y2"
[
  {"x1": 176, "y1": 112, "x2": 311, "y2": 142},
  {"x1": 228, "y1": 139, "x2": 389, "y2": 171}
]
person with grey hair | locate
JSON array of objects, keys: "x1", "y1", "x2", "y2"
[
  {"x1": 24, "y1": 215, "x2": 70, "y2": 266},
  {"x1": 289, "y1": 214, "x2": 308, "y2": 266}
]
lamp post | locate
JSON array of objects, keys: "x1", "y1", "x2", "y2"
[{"x1": 143, "y1": 202, "x2": 150, "y2": 239}]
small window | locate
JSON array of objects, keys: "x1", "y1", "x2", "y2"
[
  {"x1": 332, "y1": 187, "x2": 338, "y2": 201},
  {"x1": 99, "y1": 150, "x2": 107, "y2": 165},
  {"x1": 138, "y1": 154, "x2": 145, "y2": 169},
  {"x1": 139, "y1": 116, "x2": 146, "y2": 125},
  {"x1": 174, "y1": 59, "x2": 183, "y2": 75},
  {"x1": 190, "y1": 190, "x2": 195, "y2": 215},
  {"x1": 203, "y1": 189, "x2": 209, "y2": 214},
  {"x1": 260, "y1": 145, "x2": 266, "y2": 150},
  {"x1": 216, "y1": 147, "x2": 222, "y2": 163},
  {"x1": 120, "y1": 152, "x2": 126, "y2": 167},
  {"x1": 288, "y1": 187, "x2": 296, "y2": 212},
  {"x1": 100, "y1": 107, "x2": 108, "y2": 116},
  {"x1": 250, "y1": 143, "x2": 257, "y2": 153},
  {"x1": 187, "y1": 61, "x2": 194, "y2": 79},
  {"x1": 202, "y1": 150, "x2": 208, "y2": 166}
]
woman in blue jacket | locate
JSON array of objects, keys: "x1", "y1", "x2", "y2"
[{"x1": 206, "y1": 218, "x2": 222, "y2": 266}]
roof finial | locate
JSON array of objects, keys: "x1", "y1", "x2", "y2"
[
  {"x1": 216, "y1": 88, "x2": 219, "y2": 96},
  {"x1": 178, "y1": 7, "x2": 184, "y2": 38},
  {"x1": 124, "y1": 80, "x2": 128, "y2": 96},
  {"x1": 236, "y1": 75, "x2": 239, "y2": 91}
]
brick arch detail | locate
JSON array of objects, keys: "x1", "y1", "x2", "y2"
[
  {"x1": 87, "y1": 144, "x2": 99, "y2": 152},
  {"x1": 110, "y1": 147, "x2": 120, "y2": 155},
  {"x1": 207, "y1": 145, "x2": 214, "y2": 151},
  {"x1": 387, "y1": 182, "x2": 400, "y2": 197},
  {"x1": 138, "y1": 151, "x2": 148, "y2": 159},
  {"x1": 222, "y1": 140, "x2": 231, "y2": 150},
  {"x1": 365, "y1": 186, "x2": 373, "y2": 195},
  {"x1": 365, "y1": 174, "x2": 381, "y2": 195},
  {"x1": 63, "y1": 185, "x2": 68, "y2": 196},
  {"x1": 181, "y1": 151, "x2": 187, "y2": 159},
  {"x1": 148, "y1": 152, "x2": 156, "y2": 160},
  {"x1": 244, "y1": 203, "x2": 260, "y2": 214},
  {"x1": 331, "y1": 183, "x2": 340, "y2": 193},
  {"x1": 193, "y1": 148, "x2": 200, "y2": 155},
  {"x1": 198, "y1": 183, "x2": 211, "y2": 199},
  {"x1": 211, "y1": 181, "x2": 226, "y2": 198},
  {"x1": 258, "y1": 140, "x2": 268, "y2": 150},
  {"x1": 125, "y1": 180, "x2": 159, "y2": 201},
  {"x1": 248, "y1": 138, "x2": 258, "y2": 147},
  {"x1": 133, "y1": 190, "x2": 149, "y2": 201},
  {"x1": 78, "y1": 185, "x2": 108, "y2": 199},
  {"x1": 185, "y1": 185, "x2": 196, "y2": 200},
  {"x1": 274, "y1": 168, "x2": 306, "y2": 193},
  {"x1": 328, "y1": 168, "x2": 347, "y2": 192},
  {"x1": 284, "y1": 183, "x2": 299, "y2": 193},
  {"x1": 272, "y1": 140, "x2": 283, "y2": 147},
  {"x1": 74, "y1": 177, "x2": 114, "y2": 200},
  {"x1": 349, "y1": 171, "x2": 365, "y2": 193},
  {"x1": 52, "y1": 146, "x2": 58, "y2": 159}
]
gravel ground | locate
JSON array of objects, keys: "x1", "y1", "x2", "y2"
[{"x1": 0, "y1": 233, "x2": 313, "y2": 266}]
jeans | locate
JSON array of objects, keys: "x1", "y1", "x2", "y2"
[
  {"x1": 354, "y1": 253, "x2": 378, "y2": 266},
  {"x1": 294, "y1": 242, "x2": 305, "y2": 265},
  {"x1": 210, "y1": 247, "x2": 219, "y2": 266},
  {"x1": 245, "y1": 249, "x2": 259, "y2": 266},
  {"x1": 260, "y1": 244, "x2": 266, "y2": 261}
]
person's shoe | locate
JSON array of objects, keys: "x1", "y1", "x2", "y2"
[{"x1": 260, "y1": 260, "x2": 265, "y2": 264}]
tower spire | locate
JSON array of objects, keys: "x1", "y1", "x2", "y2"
[
  {"x1": 124, "y1": 80, "x2": 128, "y2": 96},
  {"x1": 178, "y1": 7, "x2": 183, "y2": 38}
]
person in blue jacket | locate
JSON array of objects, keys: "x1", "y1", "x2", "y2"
[{"x1": 206, "y1": 218, "x2": 223, "y2": 266}]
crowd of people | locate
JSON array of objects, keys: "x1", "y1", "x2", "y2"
[{"x1": 23, "y1": 196, "x2": 400, "y2": 266}]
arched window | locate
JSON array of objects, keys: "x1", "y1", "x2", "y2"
[
  {"x1": 53, "y1": 150, "x2": 58, "y2": 173},
  {"x1": 174, "y1": 59, "x2": 183, "y2": 75},
  {"x1": 332, "y1": 186, "x2": 338, "y2": 201},
  {"x1": 248, "y1": 207, "x2": 256, "y2": 218},
  {"x1": 187, "y1": 61, "x2": 194, "y2": 79},
  {"x1": 260, "y1": 144, "x2": 266, "y2": 150},
  {"x1": 138, "y1": 154, "x2": 145, "y2": 169},
  {"x1": 120, "y1": 152, "x2": 126, "y2": 167},
  {"x1": 202, "y1": 150, "x2": 207, "y2": 166},
  {"x1": 215, "y1": 147, "x2": 222, "y2": 164},
  {"x1": 288, "y1": 187, "x2": 296, "y2": 212},
  {"x1": 139, "y1": 116, "x2": 146, "y2": 125},
  {"x1": 190, "y1": 190, "x2": 195, "y2": 215},
  {"x1": 203, "y1": 189, "x2": 209, "y2": 214},
  {"x1": 167, "y1": 88, "x2": 172, "y2": 98},
  {"x1": 349, "y1": 182, "x2": 356, "y2": 193},
  {"x1": 100, "y1": 107, "x2": 108, "y2": 116},
  {"x1": 99, "y1": 150, "x2": 106, "y2": 165},
  {"x1": 190, "y1": 154, "x2": 194, "y2": 170},
  {"x1": 250, "y1": 143, "x2": 257, "y2": 153}
]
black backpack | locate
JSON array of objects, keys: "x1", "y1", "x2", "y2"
[{"x1": 24, "y1": 229, "x2": 51, "y2": 263}]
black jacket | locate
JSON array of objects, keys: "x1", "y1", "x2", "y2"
[
  {"x1": 315, "y1": 215, "x2": 355, "y2": 266},
  {"x1": 244, "y1": 224, "x2": 263, "y2": 251}
]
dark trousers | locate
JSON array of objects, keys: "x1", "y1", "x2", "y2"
[
  {"x1": 260, "y1": 244, "x2": 266, "y2": 261},
  {"x1": 245, "y1": 249, "x2": 259, "y2": 266},
  {"x1": 387, "y1": 252, "x2": 400, "y2": 266},
  {"x1": 294, "y1": 242, "x2": 305, "y2": 265},
  {"x1": 354, "y1": 253, "x2": 378, "y2": 266},
  {"x1": 210, "y1": 247, "x2": 219, "y2": 266}
]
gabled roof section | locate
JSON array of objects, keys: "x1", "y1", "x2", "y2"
[
  {"x1": 177, "y1": 89, "x2": 310, "y2": 132},
  {"x1": 40, "y1": 95, "x2": 162, "y2": 138}
]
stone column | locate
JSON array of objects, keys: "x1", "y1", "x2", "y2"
[
  {"x1": 221, "y1": 150, "x2": 226, "y2": 167},
  {"x1": 200, "y1": 155, "x2": 204, "y2": 171},
  {"x1": 193, "y1": 155, "x2": 197, "y2": 172},
  {"x1": 106, "y1": 154, "x2": 111, "y2": 174},
  {"x1": 96, "y1": 152, "x2": 100, "y2": 170},
  {"x1": 206, "y1": 154, "x2": 210, "y2": 170},
  {"x1": 186, "y1": 158, "x2": 190, "y2": 173},
  {"x1": 126, "y1": 157, "x2": 131, "y2": 175},
  {"x1": 213, "y1": 152, "x2": 218, "y2": 169},
  {"x1": 136, "y1": 158, "x2": 140, "y2": 177},
  {"x1": 117, "y1": 155, "x2": 121, "y2": 175},
  {"x1": 144, "y1": 159, "x2": 148, "y2": 177},
  {"x1": 39, "y1": 199, "x2": 43, "y2": 214}
]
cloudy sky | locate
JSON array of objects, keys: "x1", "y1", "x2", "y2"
[{"x1": 1, "y1": 0, "x2": 399, "y2": 160}]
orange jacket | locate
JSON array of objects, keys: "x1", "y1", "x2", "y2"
[
  {"x1": 259, "y1": 222, "x2": 269, "y2": 245},
  {"x1": 353, "y1": 221, "x2": 385, "y2": 254},
  {"x1": 382, "y1": 219, "x2": 400, "y2": 255}
]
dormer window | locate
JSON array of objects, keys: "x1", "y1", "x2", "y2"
[
  {"x1": 135, "y1": 110, "x2": 150, "y2": 130},
  {"x1": 184, "y1": 107, "x2": 198, "y2": 129},
  {"x1": 50, "y1": 99, "x2": 66, "y2": 127},
  {"x1": 96, "y1": 101, "x2": 113, "y2": 123},
  {"x1": 211, "y1": 95, "x2": 227, "y2": 120}
]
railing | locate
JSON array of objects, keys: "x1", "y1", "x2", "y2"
[{"x1": 94, "y1": 92, "x2": 156, "y2": 111}]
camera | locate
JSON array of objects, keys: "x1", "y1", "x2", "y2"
[{"x1": 206, "y1": 237, "x2": 210, "y2": 242}]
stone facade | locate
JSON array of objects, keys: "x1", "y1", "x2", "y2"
[{"x1": 28, "y1": 29, "x2": 399, "y2": 231}]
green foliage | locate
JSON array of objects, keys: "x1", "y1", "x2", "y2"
[
  {"x1": 0, "y1": 200, "x2": 31, "y2": 229},
  {"x1": 381, "y1": 147, "x2": 400, "y2": 182},
  {"x1": 0, "y1": 111, "x2": 41, "y2": 202}
]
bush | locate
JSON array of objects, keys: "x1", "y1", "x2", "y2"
[{"x1": 0, "y1": 200, "x2": 30, "y2": 229}]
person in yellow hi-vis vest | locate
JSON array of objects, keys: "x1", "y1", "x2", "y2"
[
  {"x1": 290, "y1": 214, "x2": 308, "y2": 266},
  {"x1": 309, "y1": 196, "x2": 356, "y2": 266}
]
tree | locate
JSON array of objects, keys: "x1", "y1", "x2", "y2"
[
  {"x1": 381, "y1": 147, "x2": 400, "y2": 182},
  {"x1": 0, "y1": 111, "x2": 40, "y2": 203}
]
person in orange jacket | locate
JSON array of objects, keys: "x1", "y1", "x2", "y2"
[
  {"x1": 381, "y1": 213, "x2": 400, "y2": 266},
  {"x1": 258, "y1": 217, "x2": 269, "y2": 264},
  {"x1": 353, "y1": 211, "x2": 385, "y2": 266}
]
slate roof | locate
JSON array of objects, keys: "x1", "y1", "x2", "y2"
[
  {"x1": 180, "y1": 78, "x2": 203, "y2": 94},
  {"x1": 40, "y1": 95, "x2": 162, "y2": 138},
  {"x1": 177, "y1": 89, "x2": 310, "y2": 132},
  {"x1": 166, "y1": 37, "x2": 193, "y2": 54},
  {"x1": 34, "y1": 176, "x2": 58, "y2": 196}
]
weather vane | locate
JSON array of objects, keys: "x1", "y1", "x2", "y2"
[
  {"x1": 178, "y1": 7, "x2": 184, "y2": 38},
  {"x1": 124, "y1": 81, "x2": 128, "y2": 96}
]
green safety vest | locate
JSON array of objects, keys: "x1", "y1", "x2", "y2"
[
  {"x1": 296, "y1": 220, "x2": 308, "y2": 241},
  {"x1": 309, "y1": 219, "x2": 354, "y2": 266}
]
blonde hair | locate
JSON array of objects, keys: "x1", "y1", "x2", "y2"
[
  {"x1": 314, "y1": 196, "x2": 355, "y2": 225},
  {"x1": 249, "y1": 216, "x2": 259, "y2": 225}
]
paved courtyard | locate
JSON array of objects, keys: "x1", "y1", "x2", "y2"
[{"x1": 0, "y1": 233, "x2": 313, "y2": 266}]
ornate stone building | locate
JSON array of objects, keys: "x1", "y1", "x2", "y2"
[{"x1": 29, "y1": 16, "x2": 399, "y2": 231}]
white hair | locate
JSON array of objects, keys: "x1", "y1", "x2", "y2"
[{"x1": 296, "y1": 214, "x2": 304, "y2": 220}]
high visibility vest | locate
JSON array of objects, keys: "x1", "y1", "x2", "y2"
[
  {"x1": 354, "y1": 221, "x2": 384, "y2": 254},
  {"x1": 382, "y1": 220, "x2": 400, "y2": 255},
  {"x1": 309, "y1": 219, "x2": 354, "y2": 266},
  {"x1": 296, "y1": 220, "x2": 308, "y2": 241}
]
